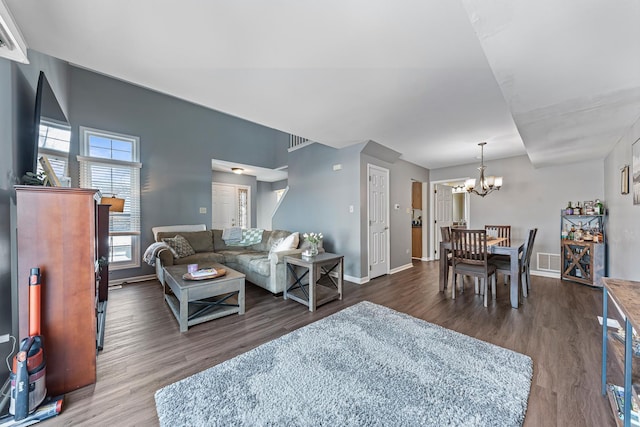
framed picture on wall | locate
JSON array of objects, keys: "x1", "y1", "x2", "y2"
[
  {"x1": 621, "y1": 165, "x2": 629, "y2": 195},
  {"x1": 633, "y1": 138, "x2": 640, "y2": 204}
]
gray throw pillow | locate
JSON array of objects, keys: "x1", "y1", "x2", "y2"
[{"x1": 162, "y1": 235, "x2": 196, "y2": 258}]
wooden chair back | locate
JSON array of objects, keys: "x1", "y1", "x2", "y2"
[
  {"x1": 523, "y1": 228, "x2": 538, "y2": 267},
  {"x1": 485, "y1": 225, "x2": 511, "y2": 246},
  {"x1": 451, "y1": 229, "x2": 489, "y2": 267},
  {"x1": 440, "y1": 226, "x2": 451, "y2": 242}
]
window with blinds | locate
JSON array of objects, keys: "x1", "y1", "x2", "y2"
[
  {"x1": 78, "y1": 127, "x2": 142, "y2": 270},
  {"x1": 37, "y1": 120, "x2": 71, "y2": 179}
]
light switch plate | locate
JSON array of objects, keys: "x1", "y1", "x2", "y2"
[
  {"x1": 199, "y1": 207, "x2": 207, "y2": 214},
  {"x1": 0, "y1": 334, "x2": 9, "y2": 344}
]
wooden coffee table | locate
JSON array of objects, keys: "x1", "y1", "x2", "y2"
[{"x1": 162, "y1": 263, "x2": 245, "y2": 332}]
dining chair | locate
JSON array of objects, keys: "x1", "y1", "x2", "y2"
[
  {"x1": 485, "y1": 225, "x2": 511, "y2": 246},
  {"x1": 490, "y1": 228, "x2": 537, "y2": 299},
  {"x1": 451, "y1": 229, "x2": 497, "y2": 307},
  {"x1": 440, "y1": 226, "x2": 451, "y2": 243},
  {"x1": 485, "y1": 225, "x2": 512, "y2": 275},
  {"x1": 440, "y1": 226, "x2": 453, "y2": 289}
]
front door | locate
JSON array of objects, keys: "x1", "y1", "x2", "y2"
[
  {"x1": 368, "y1": 164, "x2": 389, "y2": 279},
  {"x1": 434, "y1": 183, "x2": 453, "y2": 259},
  {"x1": 212, "y1": 183, "x2": 250, "y2": 229}
]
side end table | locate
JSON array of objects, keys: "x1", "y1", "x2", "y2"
[{"x1": 284, "y1": 252, "x2": 344, "y2": 312}]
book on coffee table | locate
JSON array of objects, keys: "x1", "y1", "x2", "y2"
[{"x1": 182, "y1": 267, "x2": 227, "y2": 281}]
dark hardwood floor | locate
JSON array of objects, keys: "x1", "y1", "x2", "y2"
[{"x1": 49, "y1": 260, "x2": 618, "y2": 426}]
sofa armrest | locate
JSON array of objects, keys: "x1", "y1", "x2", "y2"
[
  {"x1": 268, "y1": 247, "x2": 326, "y2": 264},
  {"x1": 157, "y1": 248, "x2": 175, "y2": 267}
]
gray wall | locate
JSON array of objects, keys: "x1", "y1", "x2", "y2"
[
  {"x1": 256, "y1": 180, "x2": 288, "y2": 230},
  {"x1": 0, "y1": 50, "x2": 70, "y2": 382},
  {"x1": 360, "y1": 155, "x2": 429, "y2": 276},
  {"x1": 0, "y1": 59, "x2": 14, "y2": 383},
  {"x1": 430, "y1": 155, "x2": 604, "y2": 272},
  {"x1": 273, "y1": 143, "x2": 363, "y2": 277},
  {"x1": 604, "y1": 117, "x2": 640, "y2": 280},
  {"x1": 68, "y1": 66, "x2": 290, "y2": 279},
  {"x1": 273, "y1": 142, "x2": 429, "y2": 280}
]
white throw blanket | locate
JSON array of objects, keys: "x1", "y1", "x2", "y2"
[
  {"x1": 225, "y1": 228, "x2": 264, "y2": 246},
  {"x1": 143, "y1": 242, "x2": 177, "y2": 266},
  {"x1": 222, "y1": 226, "x2": 242, "y2": 242}
]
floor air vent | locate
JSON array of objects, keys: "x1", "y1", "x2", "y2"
[{"x1": 537, "y1": 252, "x2": 561, "y2": 273}]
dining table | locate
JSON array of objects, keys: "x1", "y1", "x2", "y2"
[{"x1": 439, "y1": 238, "x2": 526, "y2": 309}]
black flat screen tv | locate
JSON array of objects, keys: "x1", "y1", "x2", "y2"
[{"x1": 20, "y1": 71, "x2": 68, "y2": 183}]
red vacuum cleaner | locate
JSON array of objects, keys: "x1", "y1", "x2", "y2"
[{"x1": 9, "y1": 268, "x2": 47, "y2": 421}]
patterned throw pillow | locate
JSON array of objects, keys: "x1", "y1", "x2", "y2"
[{"x1": 162, "y1": 235, "x2": 196, "y2": 258}]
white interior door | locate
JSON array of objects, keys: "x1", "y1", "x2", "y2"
[
  {"x1": 212, "y1": 183, "x2": 237, "y2": 229},
  {"x1": 368, "y1": 164, "x2": 389, "y2": 279},
  {"x1": 434, "y1": 183, "x2": 453, "y2": 259}
]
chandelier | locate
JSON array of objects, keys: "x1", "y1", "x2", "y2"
[{"x1": 464, "y1": 142, "x2": 503, "y2": 197}]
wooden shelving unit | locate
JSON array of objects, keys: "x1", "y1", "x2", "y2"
[
  {"x1": 561, "y1": 212, "x2": 607, "y2": 287},
  {"x1": 561, "y1": 240, "x2": 606, "y2": 287}
]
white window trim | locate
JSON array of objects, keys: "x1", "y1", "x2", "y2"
[
  {"x1": 80, "y1": 126, "x2": 140, "y2": 161},
  {"x1": 76, "y1": 155, "x2": 142, "y2": 169},
  {"x1": 78, "y1": 126, "x2": 141, "y2": 270}
]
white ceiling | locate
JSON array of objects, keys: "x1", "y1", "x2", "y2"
[
  {"x1": 212, "y1": 159, "x2": 287, "y2": 183},
  {"x1": 5, "y1": 0, "x2": 639, "y2": 169}
]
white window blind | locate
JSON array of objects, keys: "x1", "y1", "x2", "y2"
[
  {"x1": 78, "y1": 127, "x2": 141, "y2": 269},
  {"x1": 79, "y1": 159, "x2": 141, "y2": 234}
]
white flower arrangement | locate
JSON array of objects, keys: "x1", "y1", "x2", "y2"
[{"x1": 303, "y1": 232, "x2": 323, "y2": 244}]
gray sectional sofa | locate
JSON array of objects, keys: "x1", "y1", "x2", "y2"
[{"x1": 152, "y1": 224, "x2": 323, "y2": 294}]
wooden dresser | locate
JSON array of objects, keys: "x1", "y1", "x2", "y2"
[{"x1": 16, "y1": 186, "x2": 102, "y2": 395}]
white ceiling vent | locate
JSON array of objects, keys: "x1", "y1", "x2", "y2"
[{"x1": 0, "y1": 0, "x2": 28, "y2": 63}]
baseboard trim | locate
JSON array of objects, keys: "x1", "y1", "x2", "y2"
[
  {"x1": 390, "y1": 263, "x2": 413, "y2": 274},
  {"x1": 345, "y1": 274, "x2": 369, "y2": 285},
  {"x1": 109, "y1": 274, "x2": 157, "y2": 287},
  {"x1": 531, "y1": 270, "x2": 560, "y2": 279},
  {"x1": 345, "y1": 263, "x2": 414, "y2": 284}
]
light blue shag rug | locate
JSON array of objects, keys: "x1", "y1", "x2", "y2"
[{"x1": 155, "y1": 301, "x2": 532, "y2": 426}]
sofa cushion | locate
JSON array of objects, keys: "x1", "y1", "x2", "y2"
[
  {"x1": 247, "y1": 230, "x2": 271, "y2": 252},
  {"x1": 217, "y1": 250, "x2": 258, "y2": 265},
  {"x1": 162, "y1": 235, "x2": 196, "y2": 258},
  {"x1": 237, "y1": 253, "x2": 271, "y2": 276},
  {"x1": 173, "y1": 252, "x2": 225, "y2": 265},
  {"x1": 156, "y1": 230, "x2": 214, "y2": 253},
  {"x1": 212, "y1": 229, "x2": 234, "y2": 251}
]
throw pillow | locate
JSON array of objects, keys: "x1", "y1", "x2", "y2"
[
  {"x1": 271, "y1": 232, "x2": 299, "y2": 253},
  {"x1": 162, "y1": 235, "x2": 196, "y2": 258}
]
